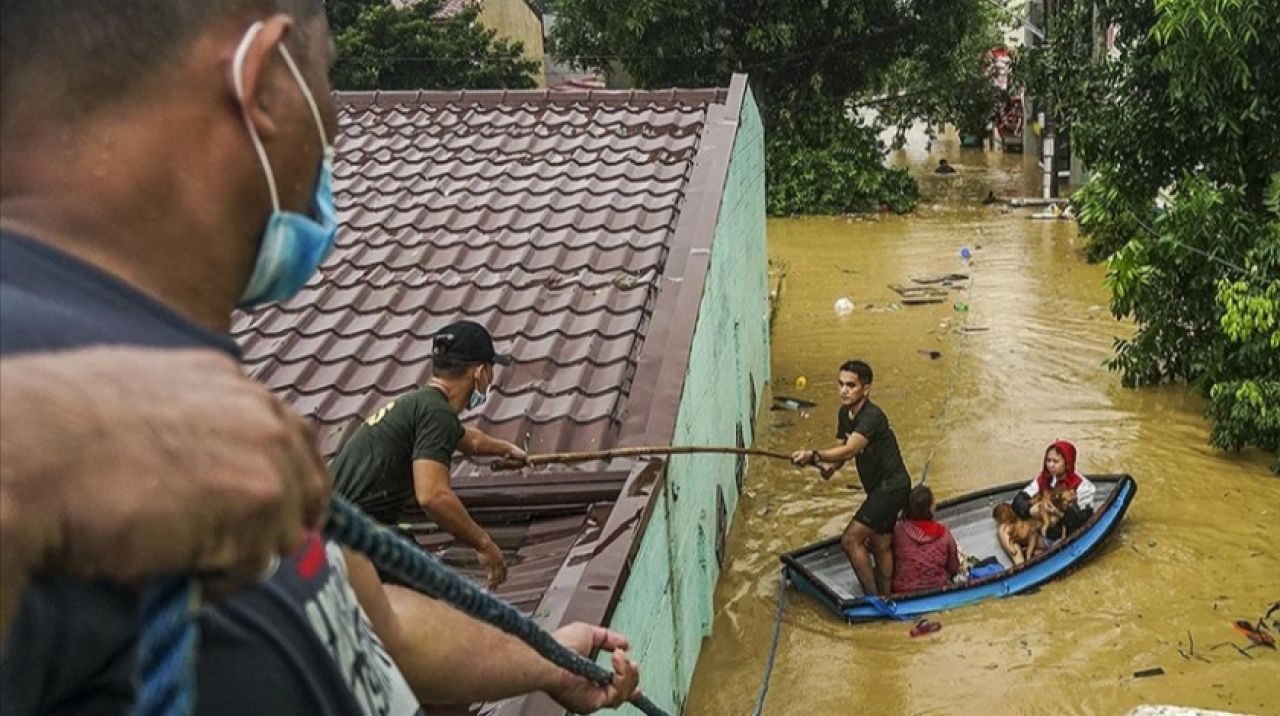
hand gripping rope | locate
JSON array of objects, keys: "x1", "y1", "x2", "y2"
[{"x1": 133, "y1": 497, "x2": 667, "y2": 716}]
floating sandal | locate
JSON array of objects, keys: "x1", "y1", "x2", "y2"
[
  {"x1": 910, "y1": 618, "x2": 942, "y2": 637},
  {"x1": 1232, "y1": 620, "x2": 1276, "y2": 649}
]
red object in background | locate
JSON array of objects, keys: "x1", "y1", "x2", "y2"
[{"x1": 996, "y1": 97, "x2": 1024, "y2": 140}]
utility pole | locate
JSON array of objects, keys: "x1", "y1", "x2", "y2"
[{"x1": 1041, "y1": 0, "x2": 1060, "y2": 198}]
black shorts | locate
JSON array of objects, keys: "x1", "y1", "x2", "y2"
[{"x1": 854, "y1": 487, "x2": 911, "y2": 534}]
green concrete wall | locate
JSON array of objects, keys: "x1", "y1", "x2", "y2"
[{"x1": 605, "y1": 85, "x2": 768, "y2": 714}]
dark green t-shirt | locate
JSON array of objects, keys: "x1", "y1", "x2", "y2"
[
  {"x1": 332, "y1": 386, "x2": 464, "y2": 523},
  {"x1": 836, "y1": 399, "x2": 912, "y2": 493}
]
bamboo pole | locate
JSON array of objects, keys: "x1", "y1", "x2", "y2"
[{"x1": 489, "y1": 445, "x2": 796, "y2": 472}]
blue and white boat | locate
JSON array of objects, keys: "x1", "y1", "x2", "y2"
[{"x1": 780, "y1": 475, "x2": 1137, "y2": 622}]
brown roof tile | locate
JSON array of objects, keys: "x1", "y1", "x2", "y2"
[
  {"x1": 232, "y1": 79, "x2": 749, "y2": 716},
  {"x1": 232, "y1": 88, "x2": 729, "y2": 462}
]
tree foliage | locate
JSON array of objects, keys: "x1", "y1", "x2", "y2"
[
  {"x1": 328, "y1": 0, "x2": 538, "y2": 91},
  {"x1": 1022, "y1": 0, "x2": 1280, "y2": 469},
  {"x1": 877, "y1": 2, "x2": 1007, "y2": 146},
  {"x1": 549, "y1": 0, "x2": 1004, "y2": 216}
]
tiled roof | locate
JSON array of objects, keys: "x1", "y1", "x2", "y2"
[
  {"x1": 429, "y1": 0, "x2": 476, "y2": 16},
  {"x1": 231, "y1": 79, "x2": 750, "y2": 715},
  {"x1": 390, "y1": 0, "x2": 474, "y2": 15},
  {"x1": 232, "y1": 87, "x2": 731, "y2": 464}
]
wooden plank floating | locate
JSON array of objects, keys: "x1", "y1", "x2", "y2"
[
  {"x1": 909, "y1": 273, "x2": 970, "y2": 285},
  {"x1": 888, "y1": 283, "x2": 951, "y2": 304}
]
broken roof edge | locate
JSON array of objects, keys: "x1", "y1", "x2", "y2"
[
  {"x1": 617, "y1": 72, "x2": 750, "y2": 448},
  {"x1": 491, "y1": 458, "x2": 666, "y2": 716},
  {"x1": 533, "y1": 459, "x2": 664, "y2": 628},
  {"x1": 333, "y1": 86, "x2": 730, "y2": 110},
  {"x1": 452, "y1": 464, "x2": 638, "y2": 510}
]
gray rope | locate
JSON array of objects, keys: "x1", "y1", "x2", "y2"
[{"x1": 917, "y1": 256, "x2": 978, "y2": 486}]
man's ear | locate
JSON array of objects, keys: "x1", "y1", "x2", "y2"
[{"x1": 229, "y1": 14, "x2": 295, "y2": 141}]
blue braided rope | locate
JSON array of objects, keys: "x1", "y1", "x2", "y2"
[
  {"x1": 135, "y1": 497, "x2": 666, "y2": 716},
  {"x1": 750, "y1": 575, "x2": 788, "y2": 716},
  {"x1": 134, "y1": 577, "x2": 198, "y2": 716},
  {"x1": 325, "y1": 497, "x2": 667, "y2": 716}
]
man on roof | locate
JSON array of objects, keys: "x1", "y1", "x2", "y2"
[
  {"x1": 333, "y1": 320, "x2": 528, "y2": 589},
  {"x1": 0, "y1": 0, "x2": 636, "y2": 711}
]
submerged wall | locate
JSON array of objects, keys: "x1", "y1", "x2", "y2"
[{"x1": 604, "y1": 83, "x2": 769, "y2": 713}]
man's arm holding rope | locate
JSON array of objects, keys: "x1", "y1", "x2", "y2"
[
  {"x1": 791, "y1": 433, "x2": 869, "y2": 479},
  {"x1": 344, "y1": 548, "x2": 640, "y2": 710},
  {"x1": 459, "y1": 426, "x2": 529, "y2": 464},
  {"x1": 0, "y1": 348, "x2": 328, "y2": 644}
]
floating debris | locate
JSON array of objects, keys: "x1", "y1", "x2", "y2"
[
  {"x1": 834, "y1": 297, "x2": 855, "y2": 315},
  {"x1": 890, "y1": 283, "x2": 950, "y2": 305},
  {"x1": 910, "y1": 273, "x2": 970, "y2": 285},
  {"x1": 771, "y1": 395, "x2": 817, "y2": 412}
]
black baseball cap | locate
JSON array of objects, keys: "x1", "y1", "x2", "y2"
[{"x1": 432, "y1": 320, "x2": 512, "y2": 366}]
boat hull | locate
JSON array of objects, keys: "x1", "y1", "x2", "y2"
[{"x1": 780, "y1": 475, "x2": 1137, "y2": 622}]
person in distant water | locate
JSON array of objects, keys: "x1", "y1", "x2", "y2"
[
  {"x1": 791, "y1": 360, "x2": 913, "y2": 597},
  {"x1": 934, "y1": 158, "x2": 958, "y2": 174},
  {"x1": 332, "y1": 320, "x2": 528, "y2": 589},
  {"x1": 1011, "y1": 440, "x2": 1096, "y2": 539},
  {"x1": 892, "y1": 485, "x2": 960, "y2": 594}
]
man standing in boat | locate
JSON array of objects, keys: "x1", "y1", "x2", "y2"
[
  {"x1": 791, "y1": 360, "x2": 913, "y2": 597},
  {"x1": 332, "y1": 320, "x2": 528, "y2": 589}
]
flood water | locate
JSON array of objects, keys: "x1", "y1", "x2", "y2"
[{"x1": 683, "y1": 136, "x2": 1278, "y2": 715}]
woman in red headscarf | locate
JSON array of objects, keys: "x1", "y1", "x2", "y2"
[{"x1": 1011, "y1": 440, "x2": 1097, "y2": 539}]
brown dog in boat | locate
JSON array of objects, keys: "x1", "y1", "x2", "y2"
[
  {"x1": 993, "y1": 502, "x2": 1041, "y2": 565},
  {"x1": 1033, "y1": 487, "x2": 1078, "y2": 538}
]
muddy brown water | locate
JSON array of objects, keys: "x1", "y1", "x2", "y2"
[{"x1": 683, "y1": 137, "x2": 1278, "y2": 715}]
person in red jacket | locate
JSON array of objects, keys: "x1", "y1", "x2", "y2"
[
  {"x1": 891, "y1": 485, "x2": 961, "y2": 594},
  {"x1": 1011, "y1": 440, "x2": 1096, "y2": 540}
]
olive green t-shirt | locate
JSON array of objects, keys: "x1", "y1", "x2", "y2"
[{"x1": 332, "y1": 386, "x2": 464, "y2": 524}]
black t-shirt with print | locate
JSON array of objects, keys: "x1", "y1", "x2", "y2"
[
  {"x1": 0, "y1": 231, "x2": 420, "y2": 715},
  {"x1": 332, "y1": 387, "x2": 464, "y2": 524},
  {"x1": 836, "y1": 399, "x2": 912, "y2": 493}
]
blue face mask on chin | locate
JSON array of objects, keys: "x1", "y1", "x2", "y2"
[
  {"x1": 467, "y1": 386, "x2": 488, "y2": 411},
  {"x1": 467, "y1": 372, "x2": 491, "y2": 411},
  {"x1": 232, "y1": 21, "x2": 338, "y2": 307}
]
